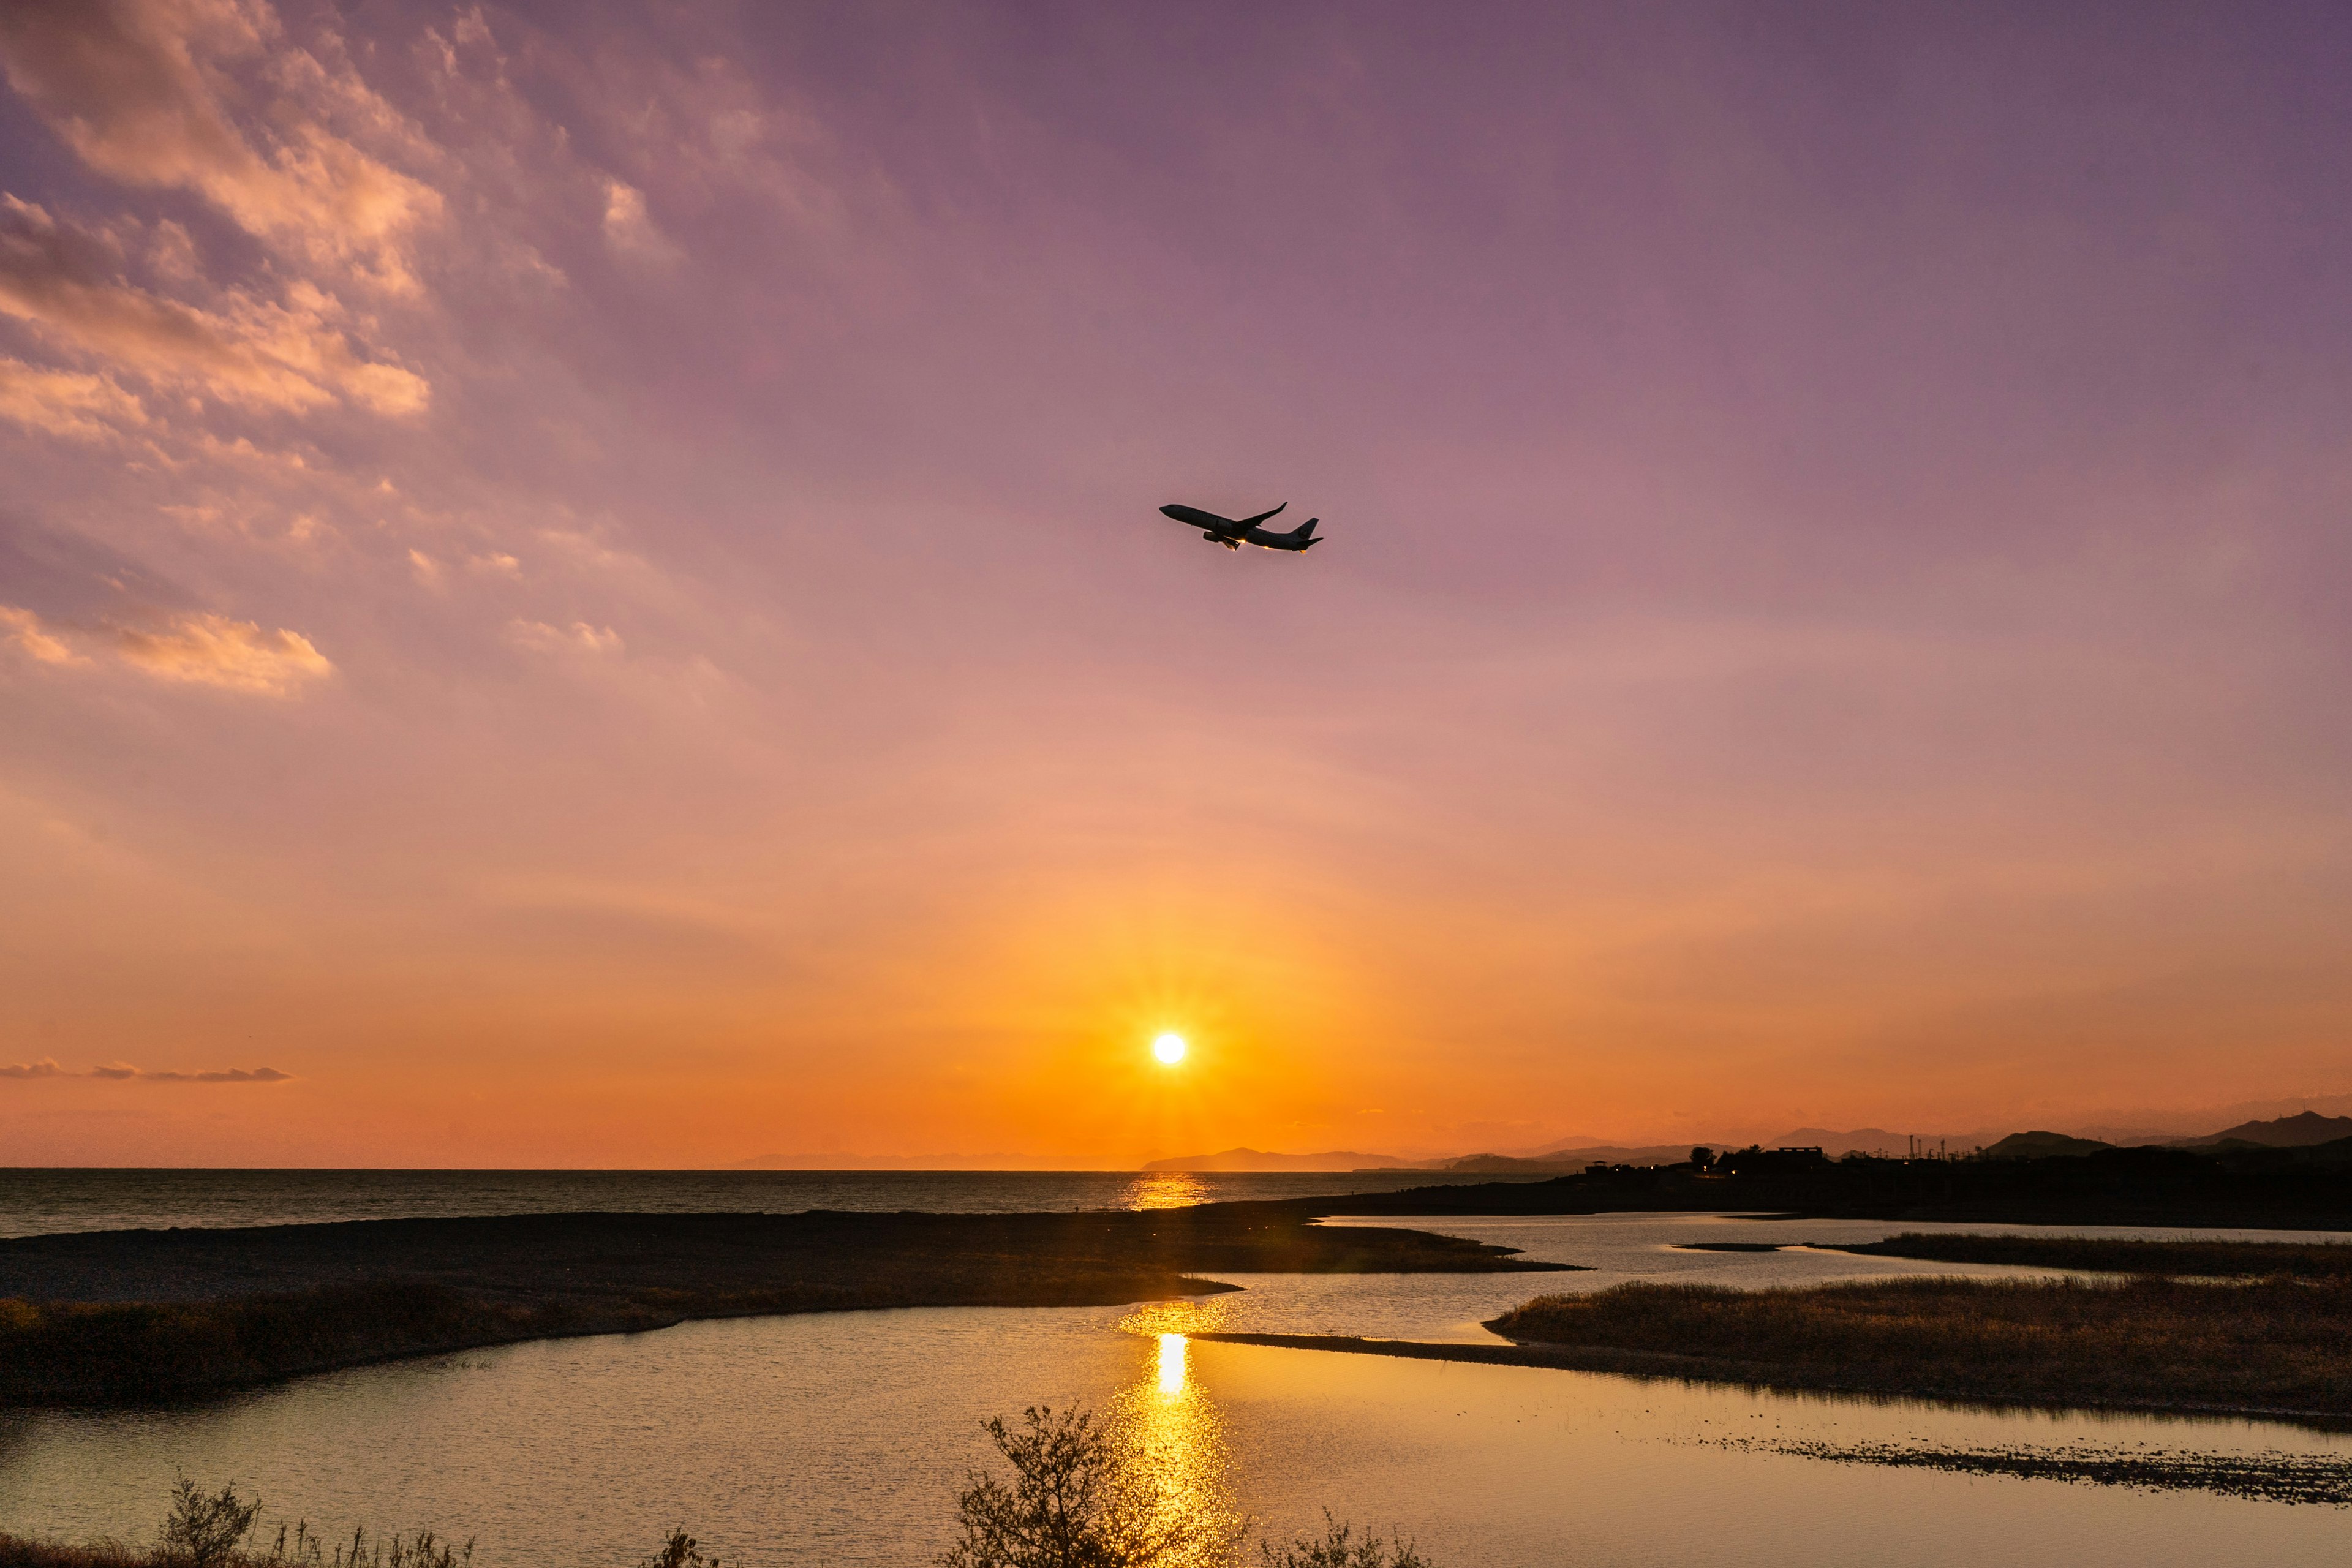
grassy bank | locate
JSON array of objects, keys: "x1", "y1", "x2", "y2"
[
  {"x1": 0, "y1": 1283, "x2": 565, "y2": 1408},
  {"x1": 1829, "y1": 1231, "x2": 2352, "y2": 1278},
  {"x1": 0, "y1": 1208, "x2": 1566, "y2": 1407},
  {"x1": 1485, "y1": 1274, "x2": 2352, "y2": 1417}
]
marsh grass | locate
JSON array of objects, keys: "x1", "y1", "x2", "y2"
[
  {"x1": 1488, "y1": 1275, "x2": 2352, "y2": 1413},
  {"x1": 0, "y1": 1285, "x2": 558, "y2": 1405},
  {"x1": 1256, "y1": 1517, "x2": 1429, "y2": 1568},
  {"x1": 0, "y1": 1480, "x2": 475, "y2": 1568},
  {"x1": 2, "y1": 1433, "x2": 1436, "y2": 1568},
  {"x1": 1837, "y1": 1231, "x2": 2352, "y2": 1279}
]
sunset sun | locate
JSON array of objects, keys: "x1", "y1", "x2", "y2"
[{"x1": 1152, "y1": 1033, "x2": 1187, "y2": 1065}]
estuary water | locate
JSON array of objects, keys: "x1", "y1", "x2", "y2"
[
  {"x1": 0, "y1": 1168, "x2": 1521, "y2": 1237},
  {"x1": 2, "y1": 1207, "x2": 2348, "y2": 1567}
]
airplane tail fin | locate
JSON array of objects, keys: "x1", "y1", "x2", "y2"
[{"x1": 1286, "y1": 517, "x2": 1319, "y2": 539}]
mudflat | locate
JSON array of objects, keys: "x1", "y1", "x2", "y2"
[{"x1": 0, "y1": 1207, "x2": 1566, "y2": 1406}]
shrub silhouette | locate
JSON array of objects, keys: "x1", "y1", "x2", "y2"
[
  {"x1": 940, "y1": 1406, "x2": 1237, "y2": 1568},
  {"x1": 942, "y1": 1408, "x2": 1431, "y2": 1568},
  {"x1": 635, "y1": 1531, "x2": 716, "y2": 1568},
  {"x1": 160, "y1": 1480, "x2": 262, "y2": 1568},
  {"x1": 1258, "y1": 1515, "x2": 1428, "y2": 1568}
]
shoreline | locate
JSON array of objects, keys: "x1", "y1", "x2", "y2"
[{"x1": 0, "y1": 1207, "x2": 1565, "y2": 1408}]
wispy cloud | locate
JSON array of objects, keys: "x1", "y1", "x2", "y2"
[
  {"x1": 108, "y1": 611, "x2": 332, "y2": 693},
  {"x1": 601, "y1": 179, "x2": 682, "y2": 271},
  {"x1": 0, "y1": 0, "x2": 442, "y2": 292},
  {"x1": 0, "y1": 355, "x2": 146, "y2": 439},
  {"x1": 0, "y1": 196, "x2": 428, "y2": 416},
  {"x1": 0, "y1": 605, "x2": 85, "y2": 666},
  {"x1": 2, "y1": 1058, "x2": 290, "y2": 1082},
  {"x1": 508, "y1": 618, "x2": 623, "y2": 656},
  {"x1": 2, "y1": 605, "x2": 333, "y2": 695}
]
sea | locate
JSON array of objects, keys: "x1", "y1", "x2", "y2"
[
  {"x1": 0, "y1": 1168, "x2": 1520, "y2": 1238},
  {"x1": 1, "y1": 1172, "x2": 2348, "y2": 1567}
]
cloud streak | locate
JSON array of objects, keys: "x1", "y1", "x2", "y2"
[
  {"x1": 508, "y1": 619, "x2": 624, "y2": 657},
  {"x1": 108, "y1": 611, "x2": 332, "y2": 693},
  {"x1": 2, "y1": 1058, "x2": 290, "y2": 1082},
  {"x1": 0, "y1": 605, "x2": 85, "y2": 666},
  {"x1": 2, "y1": 605, "x2": 332, "y2": 695}
]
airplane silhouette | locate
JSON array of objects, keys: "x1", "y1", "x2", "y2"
[{"x1": 1158, "y1": 502, "x2": 1322, "y2": 552}]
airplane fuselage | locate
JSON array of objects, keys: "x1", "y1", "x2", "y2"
[{"x1": 1158, "y1": 503, "x2": 1322, "y2": 552}]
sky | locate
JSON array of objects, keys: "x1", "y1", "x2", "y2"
[{"x1": 1, "y1": 1, "x2": 2348, "y2": 1167}]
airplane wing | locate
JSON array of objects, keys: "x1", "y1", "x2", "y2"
[{"x1": 1237, "y1": 502, "x2": 1286, "y2": 528}]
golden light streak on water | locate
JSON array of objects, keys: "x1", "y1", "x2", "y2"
[
  {"x1": 1120, "y1": 1172, "x2": 1211, "y2": 1210},
  {"x1": 1110, "y1": 1322, "x2": 1238, "y2": 1568}
]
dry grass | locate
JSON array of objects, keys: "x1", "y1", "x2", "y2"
[
  {"x1": 0, "y1": 1540, "x2": 151, "y2": 1568},
  {"x1": 1835, "y1": 1231, "x2": 2352, "y2": 1279},
  {"x1": 0, "y1": 1504, "x2": 468, "y2": 1568},
  {"x1": 0, "y1": 1284, "x2": 565, "y2": 1405},
  {"x1": 1487, "y1": 1275, "x2": 2352, "y2": 1415}
]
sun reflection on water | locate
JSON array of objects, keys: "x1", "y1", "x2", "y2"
[
  {"x1": 1110, "y1": 1314, "x2": 1238, "y2": 1567},
  {"x1": 1156, "y1": 1332, "x2": 1186, "y2": 1395},
  {"x1": 1121, "y1": 1173, "x2": 1211, "y2": 1210}
]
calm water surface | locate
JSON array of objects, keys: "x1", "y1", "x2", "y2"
[
  {"x1": 3, "y1": 1211, "x2": 2348, "y2": 1566},
  {"x1": 0, "y1": 1169, "x2": 1531, "y2": 1237}
]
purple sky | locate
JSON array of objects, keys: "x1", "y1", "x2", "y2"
[{"x1": 1, "y1": 1, "x2": 2348, "y2": 1166}]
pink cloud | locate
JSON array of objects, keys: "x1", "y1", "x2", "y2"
[
  {"x1": 0, "y1": 196, "x2": 428, "y2": 414},
  {"x1": 0, "y1": 0, "x2": 441, "y2": 291},
  {"x1": 5, "y1": 601, "x2": 333, "y2": 695},
  {"x1": 108, "y1": 611, "x2": 331, "y2": 694},
  {"x1": 0, "y1": 605, "x2": 86, "y2": 666},
  {"x1": 0, "y1": 355, "x2": 146, "y2": 439}
]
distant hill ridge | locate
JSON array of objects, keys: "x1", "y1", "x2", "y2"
[
  {"x1": 1982, "y1": 1130, "x2": 2116, "y2": 1159},
  {"x1": 1145, "y1": 1110, "x2": 2352, "y2": 1174},
  {"x1": 1439, "y1": 1146, "x2": 1700, "y2": 1172},
  {"x1": 1142, "y1": 1148, "x2": 1415, "y2": 1172},
  {"x1": 2180, "y1": 1111, "x2": 2352, "y2": 1148}
]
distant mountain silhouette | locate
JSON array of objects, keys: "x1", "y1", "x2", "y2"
[
  {"x1": 1513, "y1": 1133, "x2": 1642, "y2": 1158},
  {"x1": 1143, "y1": 1111, "x2": 2352, "y2": 1177},
  {"x1": 1983, "y1": 1129, "x2": 2114, "y2": 1159},
  {"x1": 1442, "y1": 1146, "x2": 1702, "y2": 1172},
  {"x1": 2177, "y1": 1111, "x2": 2352, "y2": 1149},
  {"x1": 1142, "y1": 1147, "x2": 1414, "y2": 1172}
]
